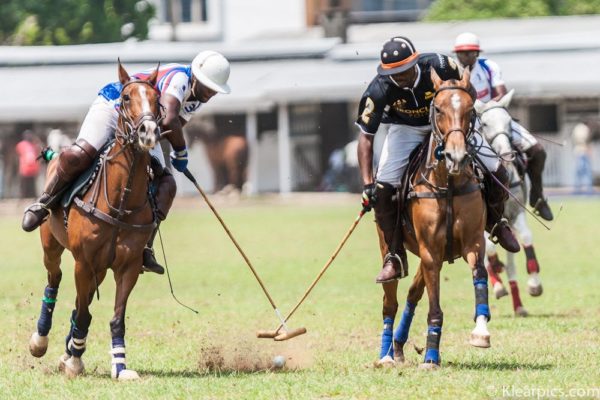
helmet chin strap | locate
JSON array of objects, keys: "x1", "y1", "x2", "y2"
[{"x1": 190, "y1": 76, "x2": 200, "y2": 100}]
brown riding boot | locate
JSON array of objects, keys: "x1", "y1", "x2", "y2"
[
  {"x1": 484, "y1": 165, "x2": 520, "y2": 253},
  {"x1": 21, "y1": 139, "x2": 97, "y2": 232},
  {"x1": 525, "y1": 144, "x2": 553, "y2": 221},
  {"x1": 21, "y1": 174, "x2": 70, "y2": 232},
  {"x1": 374, "y1": 182, "x2": 408, "y2": 283}
]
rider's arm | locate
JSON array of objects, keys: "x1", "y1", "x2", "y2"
[
  {"x1": 355, "y1": 80, "x2": 387, "y2": 185},
  {"x1": 160, "y1": 93, "x2": 186, "y2": 150},
  {"x1": 358, "y1": 132, "x2": 375, "y2": 185},
  {"x1": 491, "y1": 84, "x2": 508, "y2": 102}
]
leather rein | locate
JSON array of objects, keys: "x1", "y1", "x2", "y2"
[
  {"x1": 74, "y1": 79, "x2": 161, "y2": 233},
  {"x1": 408, "y1": 85, "x2": 482, "y2": 263}
]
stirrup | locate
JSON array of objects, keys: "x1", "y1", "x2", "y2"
[{"x1": 488, "y1": 218, "x2": 508, "y2": 245}]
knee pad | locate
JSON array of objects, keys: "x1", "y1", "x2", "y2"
[{"x1": 57, "y1": 139, "x2": 97, "y2": 181}]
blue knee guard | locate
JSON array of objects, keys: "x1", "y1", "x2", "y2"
[
  {"x1": 37, "y1": 286, "x2": 58, "y2": 336},
  {"x1": 474, "y1": 279, "x2": 491, "y2": 321},
  {"x1": 65, "y1": 310, "x2": 89, "y2": 357},
  {"x1": 379, "y1": 317, "x2": 394, "y2": 359},
  {"x1": 111, "y1": 337, "x2": 126, "y2": 377},
  {"x1": 424, "y1": 325, "x2": 442, "y2": 365},
  {"x1": 394, "y1": 301, "x2": 416, "y2": 345}
]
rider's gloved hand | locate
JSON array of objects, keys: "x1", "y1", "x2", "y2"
[
  {"x1": 170, "y1": 146, "x2": 188, "y2": 172},
  {"x1": 361, "y1": 183, "x2": 377, "y2": 212}
]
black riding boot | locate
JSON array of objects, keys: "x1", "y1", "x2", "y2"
[
  {"x1": 142, "y1": 223, "x2": 164, "y2": 275},
  {"x1": 373, "y1": 182, "x2": 408, "y2": 283},
  {"x1": 484, "y1": 165, "x2": 520, "y2": 253},
  {"x1": 526, "y1": 144, "x2": 553, "y2": 221}
]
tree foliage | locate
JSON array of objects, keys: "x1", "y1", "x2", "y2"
[
  {"x1": 0, "y1": 0, "x2": 155, "y2": 45},
  {"x1": 426, "y1": 0, "x2": 600, "y2": 20}
]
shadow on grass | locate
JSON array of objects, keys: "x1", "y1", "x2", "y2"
[{"x1": 446, "y1": 360, "x2": 553, "y2": 371}]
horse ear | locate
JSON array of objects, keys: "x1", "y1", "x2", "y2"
[
  {"x1": 118, "y1": 58, "x2": 130, "y2": 85},
  {"x1": 460, "y1": 66, "x2": 471, "y2": 86},
  {"x1": 430, "y1": 67, "x2": 443, "y2": 90},
  {"x1": 474, "y1": 99, "x2": 486, "y2": 115},
  {"x1": 498, "y1": 89, "x2": 515, "y2": 108},
  {"x1": 148, "y1": 62, "x2": 160, "y2": 86}
]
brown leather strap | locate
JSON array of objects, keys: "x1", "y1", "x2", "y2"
[{"x1": 73, "y1": 197, "x2": 156, "y2": 231}]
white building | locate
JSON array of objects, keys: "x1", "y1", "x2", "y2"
[{"x1": 1, "y1": 8, "x2": 599, "y2": 197}]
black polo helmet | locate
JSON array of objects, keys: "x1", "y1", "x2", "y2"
[{"x1": 377, "y1": 36, "x2": 419, "y2": 76}]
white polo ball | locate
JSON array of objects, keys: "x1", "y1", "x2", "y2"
[{"x1": 272, "y1": 355, "x2": 286, "y2": 368}]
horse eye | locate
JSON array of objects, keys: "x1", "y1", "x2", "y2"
[
  {"x1": 434, "y1": 106, "x2": 441, "y2": 113},
  {"x1": 123, "y1": 94, "x2": 130, "y2": 102}
]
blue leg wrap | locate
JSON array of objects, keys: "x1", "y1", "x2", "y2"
[
  {"x1": 394, "y1": 301, "x2": 416, "y2": 344},
  {"x1": 474, "y1": 279, "x2": 491, "y2": 321},
  {"x1": 37, "y1": 286, "x2": 58, "y2": 336},
  {"x1": 423, "y1": 325, "x2": 442, "y2": 365},
  {"x1": 379, "y1": 317, "x2": 394, "y2": 359},
  {"x1": 65, "y1": 310, "x2": 88, "y2": 357},
  {"x1": 111, "y1": 337, "x2": 126, "y2": 377}
]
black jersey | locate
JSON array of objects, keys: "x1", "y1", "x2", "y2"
[{"x1": 356, "y1": 53, "x2": 461, "y2": 134}]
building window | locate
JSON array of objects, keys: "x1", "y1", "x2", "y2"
[
  {"x1": 161, "y1": 0, "x2": 208, "y2": 23},
  {"x1": 528, "y1": 104, "x2": 559, "y2": 133}
]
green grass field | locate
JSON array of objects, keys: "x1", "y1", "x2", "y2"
[{"x1": 0, "y1": 196, "x2": 598, "y2": 399}]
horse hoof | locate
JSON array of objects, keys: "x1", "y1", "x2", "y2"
[
  {"x1": 469, "y1": 334, "x2": 491, "y2": 348},
  {"x1": 58, "y1": 353, "x2": 70, "y2": 372},
  {"x1": 374, "y1": 355, "x2": 396, "y2": 368},
  {"x1": 29, "y1": 332, "x2": 48, "y2": 358},
  {"x1": 515, "y1": 306, "x2": 529, "y2": 317},
  {"x1": 493, "y1": 283, "x2": 508, "y2": 299},
  {"x1": 63, "y1": 356, "x2": 85, "y2": 378},
  {"x1": 393, "y1": 353, "x2": 405, "y2": 364},
  {"x1": 528, "y1": 284, "x2": 543, "y2": 297},
  {"x1": 419, "y1": 362, "x2": 440, "y2": 370},
  {"x1": 117, "y1": 369, "x2": 140, "y2": 381}
]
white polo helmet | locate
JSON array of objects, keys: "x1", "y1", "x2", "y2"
[
  {"x1": 454, "y1": 32, "x2": 482, "y2": 52},
  {"x1": 191, "y1": 50, "x2": 231, "y2": 94}
]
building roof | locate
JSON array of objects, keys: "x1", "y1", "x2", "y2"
[{"x1": 2, "y1": 15, "x2": 600, "y2": 122}]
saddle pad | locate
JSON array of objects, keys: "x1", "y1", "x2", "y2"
[{"x1": 61, "y1": 141, "x2": 114, "y2": 208}]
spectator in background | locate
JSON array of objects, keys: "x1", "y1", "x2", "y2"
[
  {"x1": 47, "y1": 128, "x2": 72, "y2": 153},
  {"x1": 571, "y1": 122, "x2": 594, "y2": 193},
  {"x1": 15, "y1": 130, "x2": 41, "y2": 198}
]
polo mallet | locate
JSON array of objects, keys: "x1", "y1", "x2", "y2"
[
  {"x1": 257, "y1": 208, "x2": 367, "y2": 340},
  {"x1": 183, "y1": 169, "x2": 306, "y2": 341}
]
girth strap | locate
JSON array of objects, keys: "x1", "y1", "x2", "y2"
[
  {"x1": 73, "y1": 197, "x2": 156, "y2": 231},
  {"x1": 407, "y1": 181, "x2": 482, "y2": 200}
]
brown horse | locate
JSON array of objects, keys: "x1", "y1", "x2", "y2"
[
  {"x1": 28, "y1": 62, "x2": 161, "y2": 380},
  {"x1": 376, "y1": 67, "x2": 491, "y2": 369}
]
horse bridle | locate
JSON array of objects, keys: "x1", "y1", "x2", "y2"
[
  {"x1": 478, "y1": 105, "x2": 516, "y2": 162},
  {"x1": 115, "y1": 79, "x2": 162, "y2": 146},
  {"x1": 430, "y1": 85, "x2": 476, "y2": 145}
]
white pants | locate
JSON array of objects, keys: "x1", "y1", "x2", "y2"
[
  {"x1": 77, "y1": 96, "x2": 166, "y2": 166},
  {"x1": 376, "y1": 124, "x2": 499, "y2": 187},
  {"x1": 510, "y1": 120, "x2": 537, "y2": 153}
]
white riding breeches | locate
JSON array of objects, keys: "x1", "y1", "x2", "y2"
[
  {"x1": 510, "y1": 120, "x2": 537, "y2": 153},
  {"x1": 77, "y1": 96, "x2": 166, "y2": 166},
  {"x1": 376, "y1": 124, "x2": 499, "y2": 187},
  {"x1": 376, "y1": 124, "x2": 430, "y2": 187}
]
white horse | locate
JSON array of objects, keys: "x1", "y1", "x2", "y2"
[{"x1": 475, "y1": 90, "x2": 543, "y2": 317}]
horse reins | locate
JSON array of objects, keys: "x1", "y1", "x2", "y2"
[{"x1": 409, "y1": 85, "x2": 481, "y2": 263}]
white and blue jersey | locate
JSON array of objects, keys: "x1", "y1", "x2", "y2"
[{"x1": 98, "y1": 63, "x2": 201, "y2": 121}]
